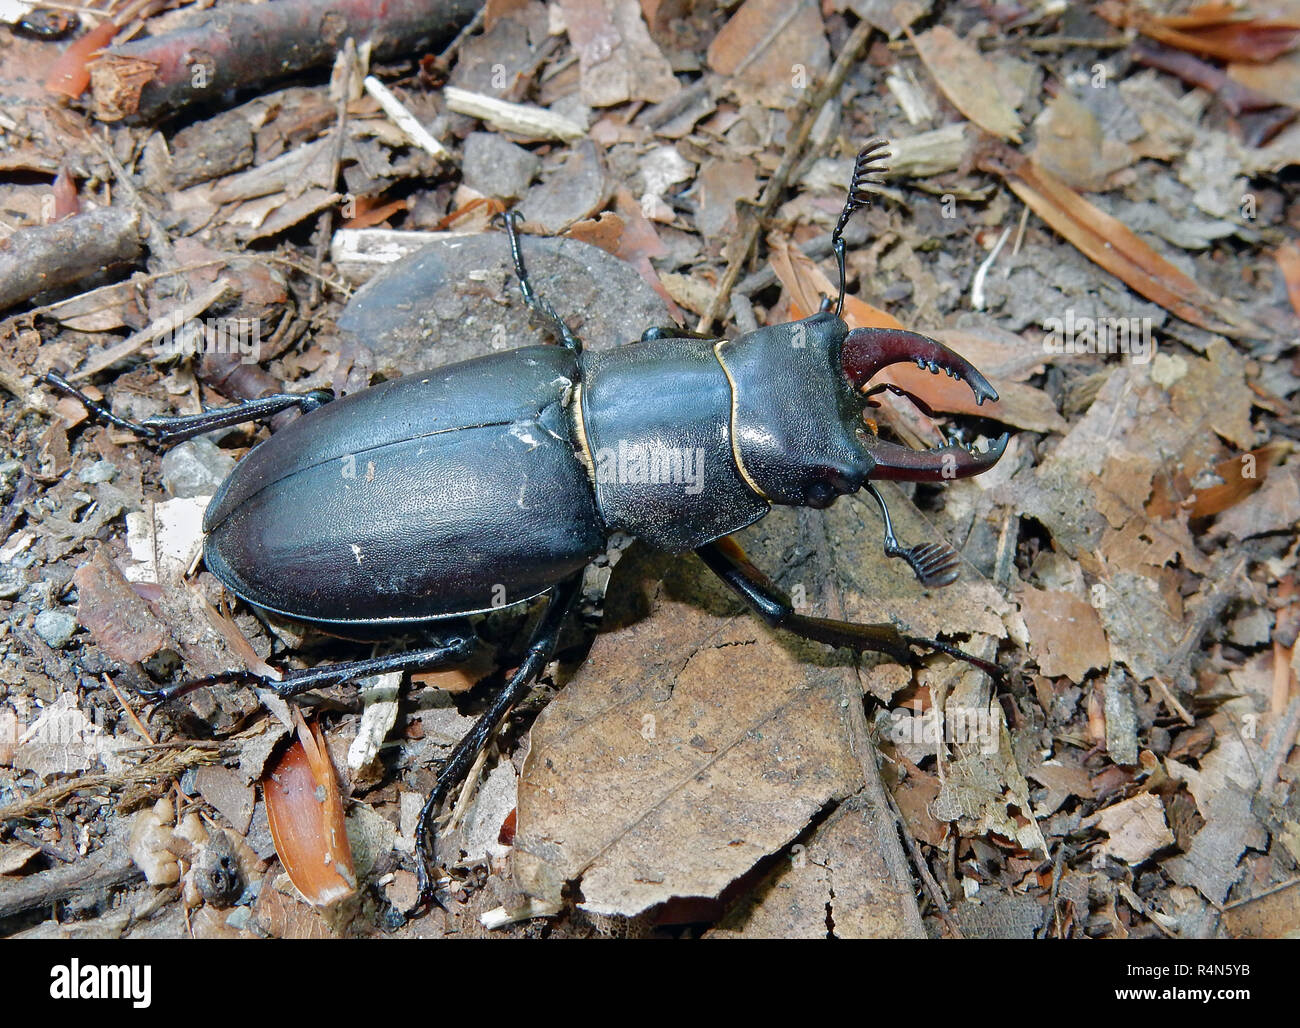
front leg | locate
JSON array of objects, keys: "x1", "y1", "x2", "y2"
[{"x1": 695, "y1": 536, "x2": 1001, "y2": 679}]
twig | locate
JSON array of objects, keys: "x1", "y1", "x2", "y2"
[
  {"x1": 443, "y1": 86, "x2": 585, "y2": 141},
  {"x1": 436, "y1": 2, "x2": 484, "y2": 64},
  {"x1": 0, "y1": 747, "x2": 219, "y2": 822},
  {"x1": 99, "y1": 0, "x2": 480, "y2": 121},
  {"x1": 103, "y1": 673, "x2": 155, "y2": 745},
  {"x1": 0, "y1": 834, "x2": 142, "y2": 920},
  {"x1": 695, "y1": 17, "x2": 875, "y2": 334},
  {"x1": 364, "y1": 74, "x2": 450, "y2": 160},
  {"x1": 443, "y1": 743, "x2": 490, "y2": 835},
  {"x1": 1261, "y1": 695, "x2": 1300, "y2": 796},
  {"x1": 885, "y1": 788, "x2": 962, "y2": 937},
  {"x1": 970, "y1": 225, "x2": 1010, "y2": 311},
  {"x1": 92, "y1": 128, "x2": 177, "y2": 270},
  {"x1": 0, "y1": 208, "x2": 143, "y2": 312},
  {"x1": 69, "y1": 276, "x2": 233, "y2": 381},
  {"x1": 1150, "y1": 674, "x2": 1195, "y2": 726},
  {"x1": 1222, "y1": 876, "x2": 1300, "y2": 910},
  {"x1": 312, "y1": 41, "x2": 356, "y2": 308}
]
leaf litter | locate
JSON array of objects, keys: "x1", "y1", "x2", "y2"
[{"x1": 0, "y1": 0, "x2": 1298, "y2": 940}]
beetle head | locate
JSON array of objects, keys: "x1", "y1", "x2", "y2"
[{"x1": 839, "y1": 326, "x2": 1008, "y2": 483}]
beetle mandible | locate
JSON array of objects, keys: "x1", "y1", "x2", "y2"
[{"x1": 48, "y1": 140, "x2": 1009, "y2": 909}]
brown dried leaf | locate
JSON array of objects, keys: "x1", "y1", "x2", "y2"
[
  {"x1": 1031, "y1": 90, "x2": 1134, "y2": 190},
  {"x1": 195, "y1": 765, "x2": 256, "y2": 835},
  {"x1": 932, "y1": 714, "x2": 1049, "y2": 854},
  {"x1": 558, "y1": 0, "x2": 680, "y2": 106},
  {"x1": 909, "y1": 26, "x2": 1023, "y2": 142},
  {"x1": 707, "y1": 794, "x2": 924, "y2": 938},
  {"x1": 694, "y1": 156, "x2": 759, "y2": 240},
  {"x1": 1211, "y1": 460, "x2": 1300, "y2": 540},
  {"x1": 514, "y1": 493, "x2": 1004, "y2": 917},
  {"x1": 1092, "y1": 793, "x2": 1175, "y2": 864},
  {"x1": 513, "y1": 556, "x2": 863, "y2": 916},
  {"x1": 517, "y1": 139, "x2": 609, "y2": 234},
  {"x1": 706, "y1": 0, "x2": 830, "y2": 109},
  {"x1": 1018, "y1": 587, "x2": 1109, "y2": 684},
  {"x1": 73, "y1": 549, "x2": 171, "y2": 665}
]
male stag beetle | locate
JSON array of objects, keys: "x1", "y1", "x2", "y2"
[{"x1": 47, "y1": 140, "x2": 1008, "y2": 909}]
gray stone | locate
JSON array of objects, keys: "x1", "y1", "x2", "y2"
[
  {"x1": 161, "y1": 437, "x2": 236, "y2": 498},
  {"x1": 0, "y1": 566, "x2": 24, "y2": 600},
  {"x1": 461, "y1": 132, "x2": 541, "y2": 202},
  {"x1": 77, "y1": 460, "x2": 118, "y2": 485},
  {"x1": 34, "y1": 609, "x2": 77, "y2": 648}
]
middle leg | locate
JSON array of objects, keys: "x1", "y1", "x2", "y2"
[{"x1": 412, "y1": 573, "x2": 583, "y2": 907}]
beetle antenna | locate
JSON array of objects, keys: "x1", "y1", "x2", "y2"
[{"x1": 831, "y1": 139, "x2": 890, "y2": 317}]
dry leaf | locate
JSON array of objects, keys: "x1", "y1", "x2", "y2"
[
  {"x1": 514, "y1": 492, "x2": 1004, "y2": 916},
  {"x1": 706, "y1": 0, "x2": 830, "y2": 109},
  {"x1": 558, "y1": 0, "x2": 679, "y2": 106},
  {"x1": 707, "y1": 794, "x2": 924, "y2": 938},
  {"x1": 982, "y1": 145, "x2": 1253, "y2": 337},
  {"x1": 1093, "y1": 793, "x2": 1175, "y2": 864},
  {"x1": 1018, "y1": 587, "x2": 1110, "y2": 684},
  {"x1": 909, "y1": 26, "x2": 1023, "y2": 142}
]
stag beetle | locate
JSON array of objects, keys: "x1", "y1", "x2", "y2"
[{"x1": 47, "y1": 141, "x2": 1008, "y2": 909}]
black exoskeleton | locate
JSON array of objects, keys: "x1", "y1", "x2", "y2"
[{"x1": 46, "y1": 140, "x2": 1009, "y2": 913}]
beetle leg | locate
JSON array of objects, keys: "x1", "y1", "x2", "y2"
[
  {"x1": 43, "y1": 371, "x2": 334, "y2": 444},
  {"x1": 412, "y1": 574, "x2": 583, "y2": 911},
  {"x1": 139, "y1": 630, "x2": 478, "y2": 702},
  {"x1": 695, "y1": 537, "x2": 1001, "y2": 679},
  {"x1": 863, "y1": 482, "x2": 961, "y2": 588},
  {"x1": 500, "y1": 210, "x2": 583, "y2": 353}
]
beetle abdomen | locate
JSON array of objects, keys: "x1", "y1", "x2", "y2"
[{"x1": 203, "y1": 348, "x2": 606, "y2": 624}]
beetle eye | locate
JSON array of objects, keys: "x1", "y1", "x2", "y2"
[{"x1": 805, "y1": 481, "x2": 836, "y2": 508}]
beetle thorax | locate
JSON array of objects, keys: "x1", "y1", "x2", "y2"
[{"x1": 716, "y1": 312, "x2": 872, "y2": 509}]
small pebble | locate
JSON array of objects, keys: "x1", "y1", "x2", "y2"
[
  {"x1": 161, "y1": 438, "x2": 236, "y2": 498},
  {"x1": 77, "y1": 460, "x2": 118, "y2": 485},
  {"x1": 462, "y1": 131, "x2": 541, "y2": 202},
  {"x1": 33, "y1": 609, "x2": 77, "y2": 648}
]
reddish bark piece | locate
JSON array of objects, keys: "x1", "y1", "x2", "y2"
[
  {"x1": 93, "y1": 0, "x2": 479, "y2": 122},
  {"x1": 1099, "y1": 0, "x2": 1300, "y2": 63},
  {"x1": 1277, "y1": 241, "x2": 1300, "y2": 319},
  {"x1": 73, "y1": 549, "x2": 171, "y2": 666}
]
